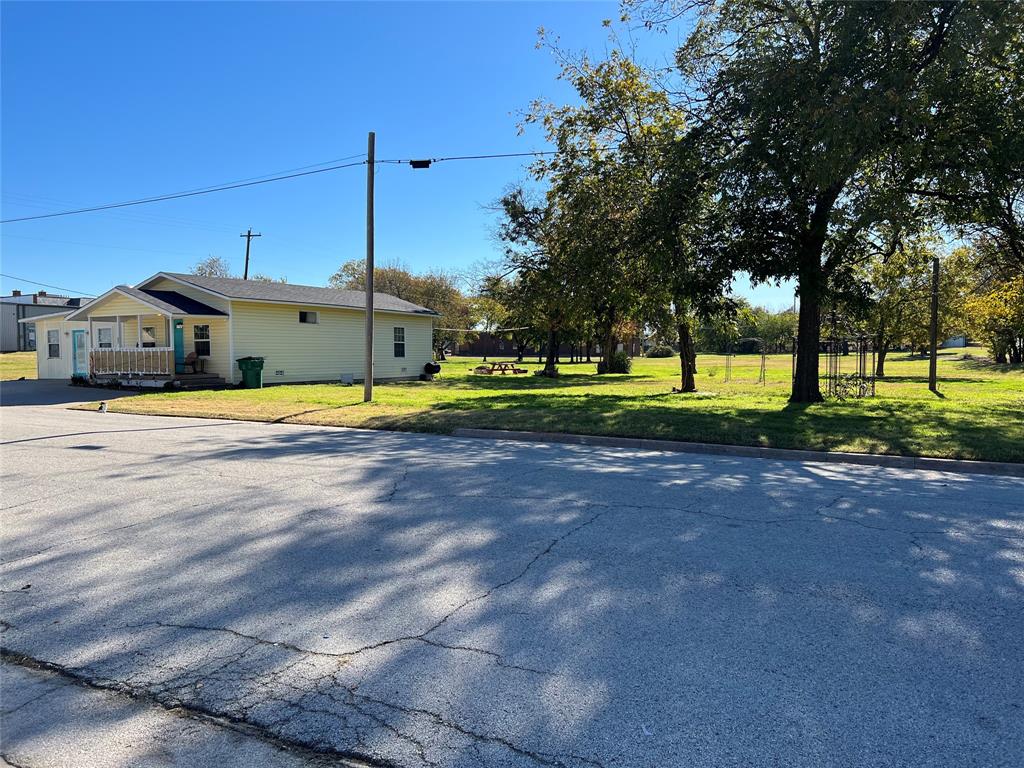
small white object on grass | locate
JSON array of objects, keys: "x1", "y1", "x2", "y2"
[{"x1": 98, "y1": 402, "x2": 107, "y2": 412}]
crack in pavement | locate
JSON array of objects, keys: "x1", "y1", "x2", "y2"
[
  {"x1": 43, "y1": 509, "x2": 612, "y2": 767},
  {"x1": 0, "y1": 649, "x2": 385, "y2": 768}
]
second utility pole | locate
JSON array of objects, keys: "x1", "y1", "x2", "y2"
[
  {"x1": 928, "y1": 256, "x2": 940, "y2": 393},
  {"x1": 240, "y1": 228, "x2": 261, "y2": 279},
  {"x1": 364, "y1": 131, "x2": 375, "y2": 402}
]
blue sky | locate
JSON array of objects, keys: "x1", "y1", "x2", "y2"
[{"x1": 1, "y1": 1, "x2": 793, "y2": 310}]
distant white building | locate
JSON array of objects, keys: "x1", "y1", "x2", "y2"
[
  {"x1": 0, "y1": 291, "x2": 92, "y2": 352},
  {"x1": 940, "y1": 335, "x2": 968, "y2": 349}
]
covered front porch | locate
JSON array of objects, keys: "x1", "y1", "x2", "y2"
[{"x1": 66, "y1": 285, "x2": 231, "y2": 387}]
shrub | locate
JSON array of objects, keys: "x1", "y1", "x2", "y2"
[
  {"x1": 598, "y1": 350, "x2": 632, "y2": 374},
  {"x1": 647, "y1": 345, "x2": 675, "y2": 358}
]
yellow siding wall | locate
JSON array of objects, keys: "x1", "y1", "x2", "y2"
[
  {"x1": 182, "y1": 317, "x2": 231, "y2": 380},
  {"x1": 230, "y1": 301, "x2": 433, "y2": 384},
  {"x1": 84, "y1": 292, "x2": 161, "y2": 320},
  {"x1": 116, "y1": 316, "x2": 169, "y2": 347}
]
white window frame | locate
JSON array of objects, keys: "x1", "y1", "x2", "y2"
[
  {"x1": 141, "y1": 326, "x2": 157, "y2": 348},
  {"x1": 393, "y1": 326, "x2": 406, "y2": 358},
  {"x1": 193, "y1": 324, "x2": 211, "y2": 357},
  {"x1": 96, "y1": 327, "x2": 113, "y2": 349},
  {"x1": 299, "y1": 310, "x2": 319, "y2": 325},
  {"x1": 47, "y1": 329, "x2": 60, "y2": 358}
]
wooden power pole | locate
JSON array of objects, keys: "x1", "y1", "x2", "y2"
[
  {"x1": 928, "y1": 256, "x2": 940, "y2": 393},
  {"x1": 364, "y1": 132, "x2": 375, "y2": 402},
  {"x1": 240, "y1": 228, "x2": 261, "y2": 280}
]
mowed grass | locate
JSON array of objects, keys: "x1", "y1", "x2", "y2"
[
  {"x1": 89, "y1": 348, "x2": 1024, "y2": 462},
  {"x1": 0, "y1": 352, "x2": 37, "y2": 381}
]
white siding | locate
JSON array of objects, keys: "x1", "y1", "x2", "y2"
[
  {"x1": 230, "y1": 301, "x2": 433, "y2": 384},
  {"x1": 33, "y1": 317, "x2": 89, "y2": 379}
]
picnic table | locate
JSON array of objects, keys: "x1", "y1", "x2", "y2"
[{"x1": 473, "y1": 361, "x2": 528, "y2": 375}]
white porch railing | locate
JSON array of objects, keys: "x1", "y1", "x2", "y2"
[{"x1": 90, "y1": 347, "x2": 174, "y2": 376}]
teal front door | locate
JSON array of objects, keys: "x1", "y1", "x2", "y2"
[
  {"x1": 71, "y1": 330, "x2": 88, "y2": 376},
  {"x1": 173, "y1": 320, "x2": 185, "y2": 373}
]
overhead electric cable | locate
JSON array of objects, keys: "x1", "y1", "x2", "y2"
[
  {"x1": 0, "y1": 158, "x2": 367, "y2": 223},
  {"x1": 0, "y1": 273, "x2": 93, "y2": 296},
  {"x1": 0, "y1": 149, "x2": 554, "y2": 224}
]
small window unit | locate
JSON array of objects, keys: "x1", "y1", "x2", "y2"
[
  {"x1": 141, "y1": 326, "x2": 157, "y2": 348},
  {"x1": 97, "y1": 327, "x2": 113, "y2": 349},
  {"x1": 193, "y1": 324, "x2": 211, "y2": 357},
  {"x1": 299, "y1": 311, "x2": 319, "y2": 324},
  {"x1": 393, "y1": 327, "x2": 405, "y2": 358},
  {"x1": 47, "y1": 330, "x2": 60, "y2": 358}
]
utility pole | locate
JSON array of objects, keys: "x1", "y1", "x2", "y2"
[
  {"x1": 364, "y1": 132, "x2": 375, "y2": 402},
  {"x1": 928, "y1": 256, "x2": 940, "y2": 393},
  {"x1": 240, "y1": 228, "x2": 261, "y2": 280}
]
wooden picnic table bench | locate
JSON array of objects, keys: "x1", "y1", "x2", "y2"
[{"x1": 473, "y1": 361, "x2": 529, "y2": 375}]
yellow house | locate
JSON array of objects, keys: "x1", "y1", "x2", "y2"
[{"x1": 28, "y1": 272, "x2": 439, "y2": 387}]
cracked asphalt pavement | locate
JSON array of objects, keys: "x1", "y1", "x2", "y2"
[{"x1": 1, "y1": 399, "x2": 1023, "y2": 767}]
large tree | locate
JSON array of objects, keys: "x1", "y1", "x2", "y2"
[
  {"x1": 654, "y1": 0, "x2": 1018, "y2": 401},
  {"x1": 495, "y1": 188, "x2": 582, "y2": 377},
  {"x1": 330, "y1": 259, "x2": 475, "y2": 358}
]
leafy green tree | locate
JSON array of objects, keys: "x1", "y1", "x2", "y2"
[
  {"x1": 495, "y1": 188, "x2": 582, "y2": 376},
  {"x1": 657, "y1": 0, "x2": 1018, "y2": 401},
  {"x1": 330, "y1": 259, "x2": 474, "y2": 358},
  {"x1": 967, "y1": 275, "x2": 1024, "y2": 364}
]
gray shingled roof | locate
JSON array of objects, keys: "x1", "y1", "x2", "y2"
[
  {"x1": 159, "y1": 273, "x2": 440, "y2": 316},
  {"x1": 113, "y1": 285, "x2": 228, "y2": 316}
]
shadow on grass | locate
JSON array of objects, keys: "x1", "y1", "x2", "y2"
[{"x1": 360, "y1": 390, "x2": 1024, "y2": 463}]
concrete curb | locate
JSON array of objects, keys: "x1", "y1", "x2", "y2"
[{"x1": 451, "y1": 428, "x2": 1024, "y2": 478}]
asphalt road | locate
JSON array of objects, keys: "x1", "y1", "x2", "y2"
[{"x1": 1, "y1": 393, "x2": 1022, "y2": 767}]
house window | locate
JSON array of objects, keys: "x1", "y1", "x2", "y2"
[
  {"x1": 141, "y1": 326, "x2": 157, "y2": 348},
  {"x1": 393, "y1": 327, "x2": 405, "y2": 358},
  {"x1": 47, "y1": 330, "x2": 60, "y2": 358},
  {"x1": 299, "y1": 311, "x2": 319, "y2": 324},
  {"x1": 97, "y1": 327, "x2": 113, "y2": 348},
  {"x1": 193, "y1": 324, "x2": 211, "y2": 357}
]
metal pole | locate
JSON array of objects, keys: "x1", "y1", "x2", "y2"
[
  {"x1": 364, "y1": 131, "x2": 375, "y2": 402},
  {"x1": 928, "y1": 256, "x2": 939, "y2": 393}
]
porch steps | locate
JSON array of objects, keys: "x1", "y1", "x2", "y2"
[{"x1": 175, "y1": 374, "x2": 227, "y2": 390}]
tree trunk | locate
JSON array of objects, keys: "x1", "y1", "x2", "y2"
[
  {"x1": 585, "y1": 341, "x2": 592, "y2": 363},
  {"x1": 599, "y1": 328, "x2": 616, "y2": 374},
  {"x1": 874, "y1": 326, "x2": 887, "y2": 378},
  {"x1": 515, "y1": 337, "x2": 524, "y2": 362},
  {"x1": 791, "y1": 262, "x2": 824, "y2": 403},
  {"x1": 543, "y1": 329, "x2": 559, "y2": 376},
  {"x1": 677, "y1": 320, "x2": 696, "y2": 392}
]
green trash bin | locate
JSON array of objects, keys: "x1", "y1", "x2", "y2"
[{"x1": 236, "y1": 356, "x2": 264, "y2": 389}]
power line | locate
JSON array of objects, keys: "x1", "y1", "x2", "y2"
[
  {"x1": 0, "y1": 149, "x2": 553, "y2": 225},
  {"x1": 0, "y1": 273, "x2": 93, "y2": 296},
  {"x1": 0, "y1": 158, "x2": 368, "y2": 224},
  {"x1": 379, "y1": 150, "x2": 556, "y2": 166}
]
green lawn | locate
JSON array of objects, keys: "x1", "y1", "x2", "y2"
[
  {"x1": 88, "y1": 348, "x2": 1024, "y2": 462},
  {"x1": 0, "y1": 351, "x2": 37, "y2": 381}
]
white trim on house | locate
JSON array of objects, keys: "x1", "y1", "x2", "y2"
[{"x1": 17, "y1": 310, "x2": 74, "y2": 324}]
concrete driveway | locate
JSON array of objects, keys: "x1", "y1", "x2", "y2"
[
  {"x1": 1, "y1": 406, "x2": 1022, "y2": 767},
  {"x1": 0, "y1": 379, "x2": 136, "y2": 407}
]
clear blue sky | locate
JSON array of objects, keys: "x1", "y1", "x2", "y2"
[{"x1": 1, "y1": 1, "x2": 792, "y2": 310}]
